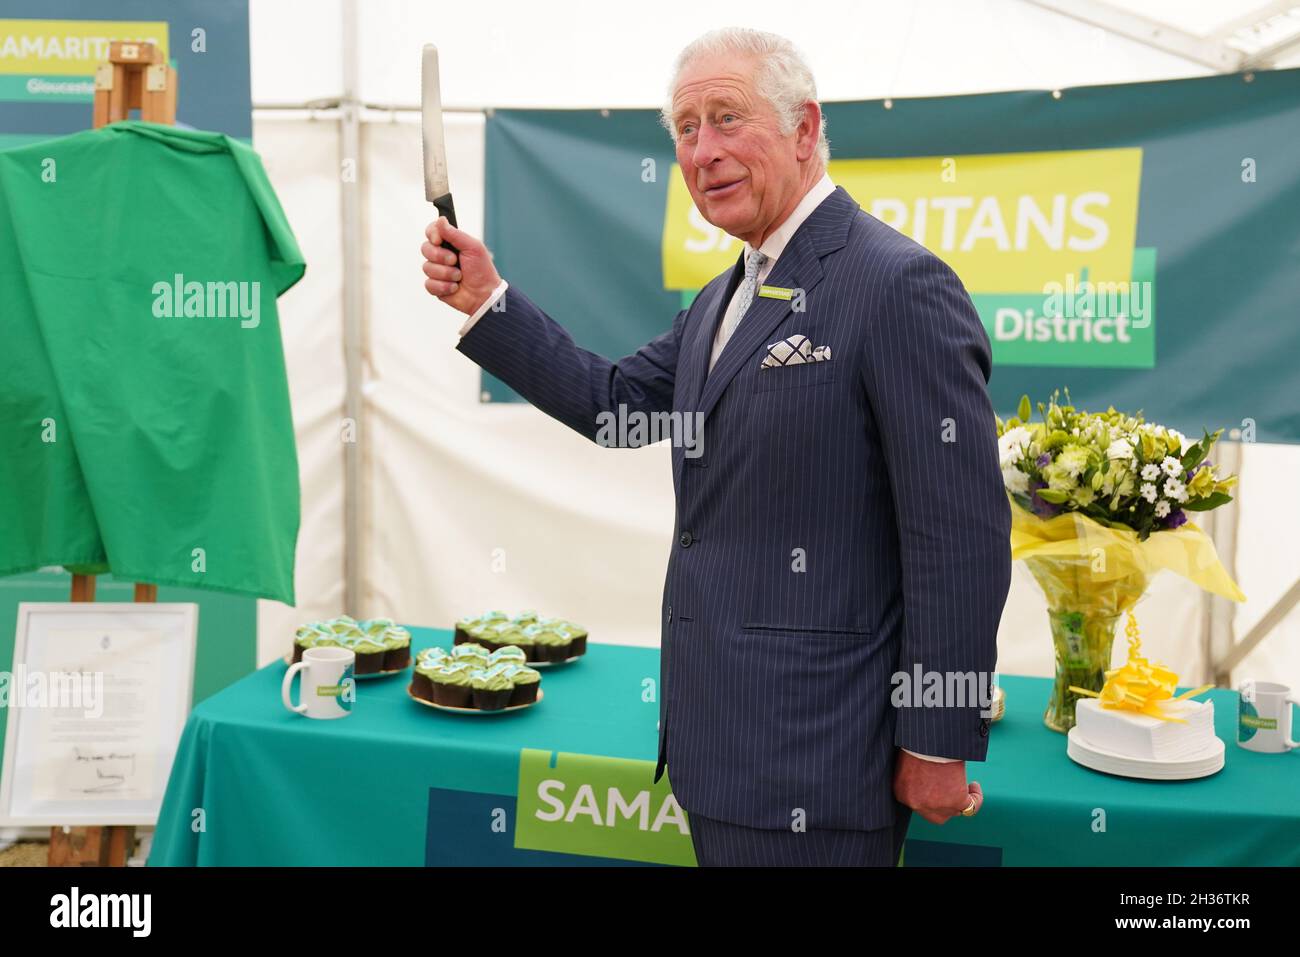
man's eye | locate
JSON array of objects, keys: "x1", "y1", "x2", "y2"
[
  {"x1": 680, "y1": 124, "x2": 696, "y2": 136},
  {"x1": 720, "y1": 114, "x2": 737, "y2": 124}
]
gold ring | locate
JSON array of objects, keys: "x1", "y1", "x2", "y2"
[{"x1": 960, "y1": 796, "x2": 978, "y2": 817}]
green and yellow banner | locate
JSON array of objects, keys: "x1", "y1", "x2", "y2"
[{"x1": 485, "y1": 69, "x2": 1300, "y2": 443}]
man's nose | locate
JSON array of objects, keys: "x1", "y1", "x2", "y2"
[{"x1": 690, "y1": 123, "x2": 724, "y2": 169}]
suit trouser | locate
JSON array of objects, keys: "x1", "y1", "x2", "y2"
[{"x1": 688, "y1": 801, "x2": 913, "y2": 867}]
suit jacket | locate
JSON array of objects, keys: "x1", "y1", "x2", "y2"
[{"x1": 457, "y1": 186, "x2": 1012, "y2": 832}]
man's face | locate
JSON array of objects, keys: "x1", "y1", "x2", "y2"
[{"x1": 670, "y1": 52, "x2": 805, "y2": 246}]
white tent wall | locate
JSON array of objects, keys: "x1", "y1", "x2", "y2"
[
  {"x1": 250, "y1": 0, "x2": 1300, "y2": 693},
  {"x1": 253, "y1": 116, "x2": 349, "y2": 653}
]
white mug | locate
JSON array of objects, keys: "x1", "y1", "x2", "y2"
[
  {"x1": 1237, "y1": 681, "x2": 1299, "y2": 753},
  {"x1": 282, "y1": 646, "x2": 356, "y2": 719}
]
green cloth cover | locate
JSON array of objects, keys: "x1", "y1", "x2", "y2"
[{"x1": 0, "y1": 121, "x2": 304, "y2": 603}]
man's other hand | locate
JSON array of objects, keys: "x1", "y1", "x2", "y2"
[
  {"x1": 421, "y1": 217, "x2": 502, "y2": 316},
  {"x1": 893, "y1": 750, "x2": 983, "y2": 825}
]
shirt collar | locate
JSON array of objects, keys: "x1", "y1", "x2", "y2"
[{"x1": 743, "y1": 171, "x2": 836, "y2": 266}]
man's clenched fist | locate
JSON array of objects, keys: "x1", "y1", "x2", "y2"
[
  {"x1": 421, "y1": 217, "x2": 502, "y2": 317},
  {"x1": 893, "y1": 750, "x2": 983, "y2": 825}
]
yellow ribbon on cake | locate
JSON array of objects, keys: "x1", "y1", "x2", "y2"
[{"x1": 1069, "y1": 613, "x2": 1213, "y2": 723}]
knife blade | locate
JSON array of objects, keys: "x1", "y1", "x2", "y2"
[{"x1": 421, "y1": 43, "x2": 458, "y2": 259}]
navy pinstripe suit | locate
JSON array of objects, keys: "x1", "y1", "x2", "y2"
[{"x1": 457, "y1": 186, "x2": 1011, "y2": 853}]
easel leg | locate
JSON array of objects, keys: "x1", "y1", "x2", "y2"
[{"x1": 48, "y1": 825, "x2": 136, "y2": 866}]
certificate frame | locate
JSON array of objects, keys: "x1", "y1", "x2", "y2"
[{"x1": 0, "y1": 602, "x2": 198, "y2": 826}]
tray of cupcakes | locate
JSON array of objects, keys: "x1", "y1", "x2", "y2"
[
  {"x1": 453, "y1": 610, "x2": 587, "y2": 666},
  {"x1": 287, "y1": 616, "x2": 412, "y2": 678},
  {"x1": 408, "y1": 644, "x2": 543, "y2": 713}
]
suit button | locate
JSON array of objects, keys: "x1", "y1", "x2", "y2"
[
  {"x1": 679, "y1": 531, "x2": 694, "y2": 548},
  {"x1": 979, "y1": 718, "x2": 990, "y2": 737}
]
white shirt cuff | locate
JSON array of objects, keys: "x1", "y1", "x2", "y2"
[
  {"x1": 902, "y1": 749, "x2": 959, "y2": 763},
  {"x1": 457, "y1": 279, "x2": 509, "y2": 337}
]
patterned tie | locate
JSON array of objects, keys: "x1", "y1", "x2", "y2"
[{"x1": 720, "y1": 248, "x2": 768, "y2": 347}]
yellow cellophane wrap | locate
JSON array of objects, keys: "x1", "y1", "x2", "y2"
[{"x1": 1008, "y1": 493, "x2": 1244, "y2": 731}]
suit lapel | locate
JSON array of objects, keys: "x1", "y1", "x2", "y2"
[
  {"x1": 695, "y1": 187, "x2": 858, "y2": 425},
  {"x1": 681, "y1": 252, "x2": 744, "y2": 412}
]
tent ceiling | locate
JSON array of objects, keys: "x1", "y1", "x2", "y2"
[{"x1": 249, "y1": 0, "x2": 1300, "y2": 110}]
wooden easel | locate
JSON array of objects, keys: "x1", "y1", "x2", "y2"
[
  {"x1": 91, "y1": 41, "x2": 177, "y2": 128},
  {"x1": 48, "y1": 41, "x2": 175, "y2": 867}
]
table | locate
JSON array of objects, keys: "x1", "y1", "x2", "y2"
[{"x1": 149, "y1": 628, "x2": 1300, "y2": 866}]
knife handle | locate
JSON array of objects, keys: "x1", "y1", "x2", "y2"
[{"x1": 433, "y1": 193, "x2": 459, "y2": 262}]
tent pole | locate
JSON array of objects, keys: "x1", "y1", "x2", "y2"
[
  {"x1": 1021, "y1": 0, "x2": 1243, "y2": 72},
  {"x1": 340, "y1": 0, "x2": 364, "y2": 617}
]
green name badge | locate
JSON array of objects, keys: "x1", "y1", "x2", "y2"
[{"x1": 757, "y1": 284, "x2": 795, "y2": 301}]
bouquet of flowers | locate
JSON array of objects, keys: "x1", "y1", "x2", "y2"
[{"x1": 997, "y1": 391, "x2": 1245, "y2": 731}]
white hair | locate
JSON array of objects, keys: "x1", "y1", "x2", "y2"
[{"x1": 660, "y1": 27, "x2": 830, "y2": 166}]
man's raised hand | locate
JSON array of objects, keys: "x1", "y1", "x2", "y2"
[{"x1": 421, "y1": 217, "x2": 501, "y2": 316}]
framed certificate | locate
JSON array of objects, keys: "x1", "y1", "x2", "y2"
[{"x1": 0, "y1": 603, "x2": 198, "y2": 826}]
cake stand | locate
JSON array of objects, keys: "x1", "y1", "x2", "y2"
[{"x1": 1066, "y1": 728, "x2": 1225, "y2": 780}]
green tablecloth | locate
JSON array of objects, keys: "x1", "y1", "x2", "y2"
[{"x1": 150, "y1": 628, "x2": 1300, "y2": 866}]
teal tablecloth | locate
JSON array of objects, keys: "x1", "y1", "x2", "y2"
[{"x1": 150, "y1": 628, "x2": 1300, "y2": 866}]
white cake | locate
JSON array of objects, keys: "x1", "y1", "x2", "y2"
[{"x1": 1074, "y1": 697, "x2": 1216, "y2": 761}]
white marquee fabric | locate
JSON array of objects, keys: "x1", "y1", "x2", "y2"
[{"x1": 250, "y1": 0, "x2": 1300, "y2": 696}]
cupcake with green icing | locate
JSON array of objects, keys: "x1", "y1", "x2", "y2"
[
  {"x1": 339, "y1": 633, "x2": 388, "y2": 675},
  {"x1": 455, "y1": 610, "x2": 509, "y2": 645},
  {"x1": 411, "y1": 657, "x2": 440, "y2": 701},
  {"x1": 505, "y1": 665, "x2": 541, "y2": 705},
  {"x1": 470, "y1": 665, "x2": 515, "y2": 711},
  {"x1": 374, "y1": 623, "x2": 411, "y2": 671},
  {"x1": 454, "y1": 615, "x2": 481, "y2": 645},
  {"x1": 554, "y1": 621, "x2": 588, "y2": 657},
  {"x1": 451, "y1": 643, "x2": 490, "y2": 670},
  {"x1": 524, "y1": 624, "x2": 574, "y2": 663},
  {"x1": 503, "y1": 629, "x2": 540, "y2": 662},
  {"x1": 292, "y1": 621, "x2": 344, "y2": 660},
  {"x1": 426, "y1": 663, "x2": 474, "y2": 707},
  {"x1": 481, "y1": 621, "x2": 527, "y2": 653},
  {"x1": 291, "y1": 625, "x2": 320, "y2": 662},
  {"x1": 489, "y1": 646, "x2": 527, "y2": 666},
  {"x1": 417, "y1": 646, "x2": 450, "y2": 667},
  {"x1": 464, "y1": 620, "x2": 497, "y2": 644}
]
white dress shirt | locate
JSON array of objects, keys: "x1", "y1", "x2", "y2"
[{"x1": 452, "y1": 173, "x2": 958, "y2": 766}]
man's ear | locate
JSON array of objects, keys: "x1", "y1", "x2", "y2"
[{"x1": 794, "y1": 102, "x2": 821, "y2": 163}]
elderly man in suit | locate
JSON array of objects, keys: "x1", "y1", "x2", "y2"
[{"x1": 421, "y1": 27, "x2": 1011, "y2": 867}]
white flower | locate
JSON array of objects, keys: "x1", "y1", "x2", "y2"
[
  {"x1": 1140, "y1": 482, "x2": 1158, "y2": 503},
  {"x1": 998, "y1": 426, "x2": 1031, "y2": 469},
  {"x1": 1164, "y1": 478, "x2": 1188, "y2": 502},
  {"x1": 1141, "y1": 463, "x2": 1161, "y2": 481},
  {"x1": 1154, "y1": 500, "x2": 1171, "y2": 518},
  {"x1": 1057, "y1": 446, "x2": 1090, "y2": 478},
  {"x1": 1161, "y1": 456, "x2": 1182, "y2": 478},
  {"x1": 1002, "y1": 466, "x2": 1029, "y2": 493},
  {"x1": 1106, "y1": 438, "x2": 1135, "y2": 462}
]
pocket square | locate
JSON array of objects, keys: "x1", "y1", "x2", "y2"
[{"x1": 761, "y1": 334, "x2": 832, "y2": 368}]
